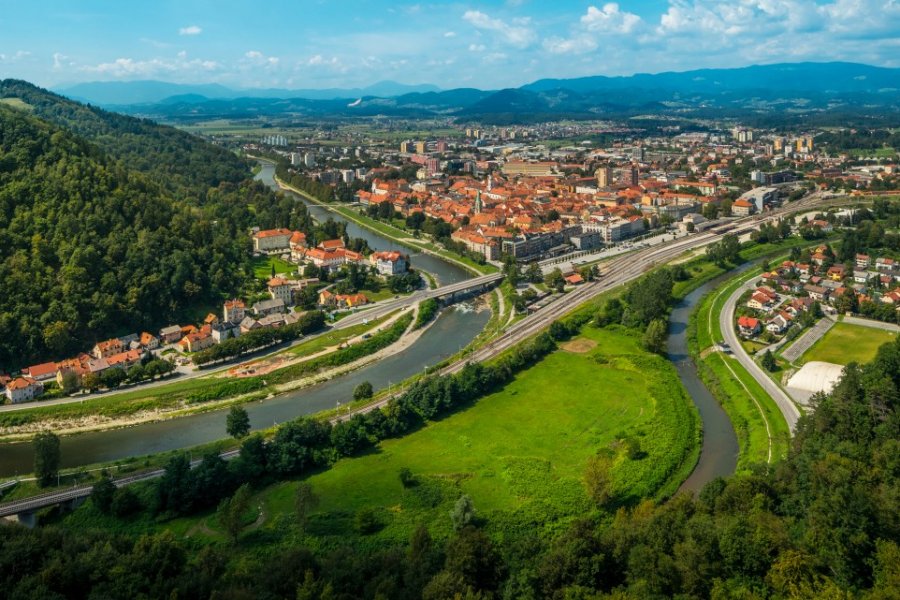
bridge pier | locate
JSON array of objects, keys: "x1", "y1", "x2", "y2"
[{"x1": 15, "y1": 511, "x2": 36, "y2": 528}]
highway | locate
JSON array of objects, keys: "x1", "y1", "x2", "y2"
[{"x1": 0, "y1": 193, "x2": 855, "y2": 518}]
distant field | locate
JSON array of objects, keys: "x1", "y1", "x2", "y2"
[
  {"x1": 0, "y1": 97, "x2": 33, "y2": 111},
  {"x1": 800, "y1": 322, "x2": 896, "y2": 366},
  {"x1": 844, "y1": 147, "x2": 897, "y2": 158}
]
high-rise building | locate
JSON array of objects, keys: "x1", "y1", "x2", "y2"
[
  {"x1": 435, "y1": 140, "x2": 449, "y2": 152},
  {"x1": 595, "y1": 165, "x2": 613, "y2": 188},
  {"x1": 303, "y1": 153, "x2": 317, "y2": 167},
  {"x1": 290, "y1": 152, "x2": 302, "y2": 166},
  {"x1": 415, "y1": 141, "x2": 427, "y2": 154},
  {"x1": 400, "y1": 140, "x2": 414, "y2": 153},
  {"x1": 773, "y1": 137, "x2": 784, "y2": 151},
  {"x1": 425, "y1": 158, "x2": 440, "y2": 174}
]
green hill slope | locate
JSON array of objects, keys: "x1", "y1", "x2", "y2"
[{"x1": 0, "y1": 98, "x2": 261, "y2": 370}]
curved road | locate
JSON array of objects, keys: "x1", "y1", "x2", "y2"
[{"x1": 719, "y1": 279, "x2": 801, "y2": 431}]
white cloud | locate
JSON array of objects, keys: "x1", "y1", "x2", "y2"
[
  {"x1": 468, "y1": 43, "x2": 486, "y2": 52},
  {"x1": 0, "y1": 50, "x2": 31, "y2": 62},
  {"x1": 444, "y1": 31, "x2": 457, "y2": 37},
  {"x1": 543, "y1": 36, "x2": 598, "y2": 55},
  {"x1": 81, "y1": 55, "x2": 220, "y2": 77},
  {"x1": 306, "y1": 54, "x2": 345, "y2": 72},
  {"x1": 462, "y1": 10, "x2": 536, "y2": 47},
  {"x1": 581, "y1": 3, "x2": 641, "y2": 34},
  {"x1": 242, "y1": 50, "x2": 279, "y2": 68},
  {"x1": 52, "y1": 52, "x2": 74, "y2": 70},
  {"x1": 178, "y1": 25, "x2": 202, "y2": 36}
]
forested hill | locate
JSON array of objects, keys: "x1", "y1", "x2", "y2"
[
  {"x1": 0, "y1": 100, "x2": 272, "y2": 370},
  {"x1": 0, "y1": 80, "x2": 248, "y2": 196}
]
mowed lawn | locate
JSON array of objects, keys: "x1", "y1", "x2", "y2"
[
  {"x1": 252, "y1": 255, "x2": 296, "y2": 280},
  {"x1": 801, "y1": 322, "x2": 897, "y2": 366},
  {"x1": 253, "y1": 326, "x2": 699, "y2": 544}
]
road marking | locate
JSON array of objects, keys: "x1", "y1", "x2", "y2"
[{"x1": 707, "y1": 275, "x2": 774, "y2": 463}]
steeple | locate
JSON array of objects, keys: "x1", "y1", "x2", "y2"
[{"x1": 475, "y1": 190, "x2": 483, "y2": 214}]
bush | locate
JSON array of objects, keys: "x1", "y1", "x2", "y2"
[
  {"x1": 110, "y1": 487, "x2": 142, "y2": 518},
  {"x1": 354, "y1": 508, "x2": 381, "y2": 534}
]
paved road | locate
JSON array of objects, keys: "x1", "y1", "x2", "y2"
[
  {"x1": 0, "y1": 275, "x2": 500, "y2": 415},
  {"x1": 720, "y1": 283, "x2": 801, "y2": 431},
  {"x1": 840, "y1": 315, "x2": 900, "y2": 333}
]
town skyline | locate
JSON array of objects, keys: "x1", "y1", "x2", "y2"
[{"x1": 2, "y1": 0, "x2": 900, "y2": 90}]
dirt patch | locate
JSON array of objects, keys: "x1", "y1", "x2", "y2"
[
  {"x1": 560, "y1": 338, "x2": 597, "y2": 353},
  {"x1": 699, "y1": 347, "x2": 716, "y2": 359}
]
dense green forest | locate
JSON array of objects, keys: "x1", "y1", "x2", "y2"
[
  {"x1": 0, "y1": 80, "x2": 249, "y2": 196},
  {"x1": 0, "y1": 82, "x2": 318, "y2": 370}
]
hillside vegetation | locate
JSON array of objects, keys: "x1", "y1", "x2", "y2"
[{"x1": 0, "y1": 83, "x2": 297, "y2": 370}]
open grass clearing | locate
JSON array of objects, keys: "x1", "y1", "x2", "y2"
[
  {"x1": 251, "y1": 255, "x2": 297, "y2": 280},
  {"x1": 799, "y1": 322, "x2": 897, "y2": 366}
]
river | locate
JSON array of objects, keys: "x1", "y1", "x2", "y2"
[
  {"x1": 671, "y1": 274, "x2": 741, "y2": 493},
  {"x1": 255, "y1": 162, "x2": 468, "y2": 286}
]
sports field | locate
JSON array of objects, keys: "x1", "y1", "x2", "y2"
[{"x1": 801, "y1": 322, "x2": 897, "y2": 366}]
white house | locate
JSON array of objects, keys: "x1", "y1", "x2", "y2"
[
  {"x1": 4, "y1": 377, "x2": 43, "y2": 403},
  {"x1": 370, "y1": 251, "x2": 408, "y2": 276}
]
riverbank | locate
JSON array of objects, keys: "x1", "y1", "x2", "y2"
[
  {"x1": 0, "y1": 308, "x2": 422, "y2": 441},
  {"x1": 272, "y1": 172, "x2": 497, "y2": 277}
]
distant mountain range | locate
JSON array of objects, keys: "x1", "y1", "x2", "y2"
[
  {"x1": 56, "y1": 62, "x2": 900, "y2": 126},
  {"x1": 57, "y1": 80, "x2": 442, "y2": 105}
]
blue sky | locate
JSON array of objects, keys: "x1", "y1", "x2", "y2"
[{"x1": 1, "y1": 1, "x2": 898, "y2": 90}]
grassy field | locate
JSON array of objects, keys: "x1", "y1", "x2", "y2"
[
  {"x1": 800, "y1": 322, "x2": 897, "y2": 366},
  {"x1": 251, "y1": 255, "x2": 297, "y2": 280},
  {"x1": 283, "y1": 313, "x2": 394, "y2": 357},
  {"x1": 0, "y1": 97, "x2": 33, "y2": 111},
  {"x1": 263, "y1": 326, "x2": 698, "y2": 541}
]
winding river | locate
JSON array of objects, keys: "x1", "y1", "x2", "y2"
[
  {"x1": 0, "y1": 164, "x2": 738, "y2": 492},
  {"x1": 671, "y1": 274, "x2": 740, "y2": 493}
]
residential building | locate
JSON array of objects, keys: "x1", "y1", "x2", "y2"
[
  {"x1": 107, "y1": 349, "x2": 145, "y2": 371},
  {"x1": 258, "y1": 313, "x2": 286, "y2": 329},
  {"x1": 4, "y1": 377, "x2": 43, "y2": 403},
  {"x1": 159, "y1": 325, "x2": 183, "y2": 344},
  {"x1": 268, "y1": 277, "x2": 294, "y2": 304},
  {"x1": 92, "y1": 338, "x2": 124, "y2": 359},
  {"x1": 731, "y1": 199, "x2": 756, "y2": 217},
  {"x1": 24, "y1": 362, "x2": 59, "y2": 382},
  {"x1": 370, "y1": 251, "x2": 407, "y2": 276},
  {"x1": 737, "y1": 316, "x2": 761, "y2": 336},
  {"x1": 140, "y1": 332, "x2": 159, "y2": 350},
  {"x1": 252, "y1": 298, "x2": 286, "y2": 316},
  {"x1": 211, "y1": 322, "x2": 241, "y2": 343},
  {"x1": 179, "y1": 331, "x2": 214, "y2": 353},
  {"x1": 252, "y1": 228, "x2": 293, "y2": 253},
  {"x1": 223, "y1": 299, "x2": 246, "y2": 324}
]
